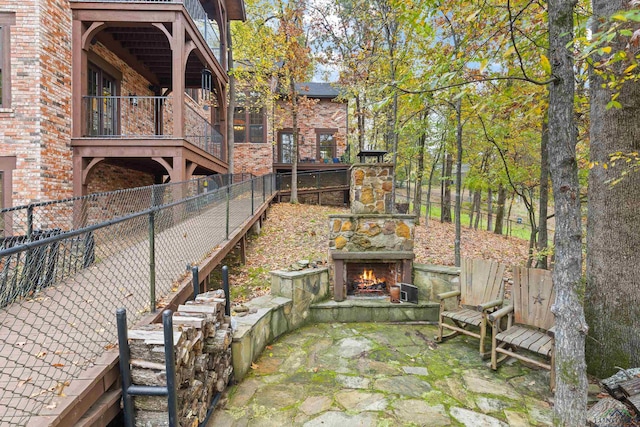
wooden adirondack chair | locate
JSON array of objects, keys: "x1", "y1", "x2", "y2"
[
  {"x1": 488, "y1": 266, "x2": 555, "y2": 390},
  {"x1": 436, "y1": 258, "x2": 506, "y2": 356}
]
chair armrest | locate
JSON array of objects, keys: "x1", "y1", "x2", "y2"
[
  {"x1": 477, "y1": 299, "x2": 503, "y2": 312},
  {"x1": 488, "y1": 304, "x2": 514, "y2": 322},
  {"x1": 437, "y1": 290, "x2": 461, "y2": 301},
  {"x1": 547, "y1": 325, "x2": 556, "y2": 338}
]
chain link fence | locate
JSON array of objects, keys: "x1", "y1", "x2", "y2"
[{"x1": 0, "y1": 172, "x2": 275, "y2": 425}]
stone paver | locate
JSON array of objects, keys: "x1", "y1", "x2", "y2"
[{"x1": 209, "y1": 323, "x2": 555, "y2": 426}]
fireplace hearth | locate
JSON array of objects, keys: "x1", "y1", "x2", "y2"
[
  {"x1": 331, "y1": 251, "x2": 413, "y2": 301},
  {"x1": 329, "y1": 160, "x2": 416, "y2": 302}
]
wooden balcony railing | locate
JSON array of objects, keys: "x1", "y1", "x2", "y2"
[{"x1": 82, "y1": 95, "x2": 223, "y2": 161}]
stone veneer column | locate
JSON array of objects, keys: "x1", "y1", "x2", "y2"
[{"x1": 350, "y1": 163, "x2": 394, "y2": 214}]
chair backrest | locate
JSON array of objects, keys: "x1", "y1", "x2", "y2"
[
  {"x1": 512, "y1": 266, "x2": 555, "y2": 330},
  {"x1": 459, "y1": 258, "x2": 506, "y2": 306}
]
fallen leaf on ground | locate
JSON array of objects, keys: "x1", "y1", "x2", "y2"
[{"x1": 18, "y1": 378, "x2": 32, "y2": 387}]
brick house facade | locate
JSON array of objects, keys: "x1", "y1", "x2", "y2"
[
  {"x1": 0, "y1": 0, "x2": 244, "y2": 226},
  {"x1": 233, "y1": 82, "x2": 349, "y2": 176}
]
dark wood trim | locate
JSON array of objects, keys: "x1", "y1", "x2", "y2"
[
  {"x1": 93, "y1": 31, "x2": 158, "y2": 85},
  {"x1": 0, "y1": 12, "x2": 16, "y2": 108},
  {"x1": 315, "y1": 128, "x2": 338, "y2": 160},
  {"x1": 0, "y1": 156, "x2": 16, "y2": 236},
  {"x1": 87, "y1": 50, "x2": 123, "y2": 82},
  {"x1": 276, "y1": 128, "x2": 299, "y2": 163}
]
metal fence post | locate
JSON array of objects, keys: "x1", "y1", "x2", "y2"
[
  {"x1": 226, "y1": 185, "x2": 230, "y2": 240},
  {"x1": 251, "y1": 178, "x2": 255, "y2": 215},
  {"x1": 27, "y1": 206, "x2": 34, "y2": 240},
  {"x1": 117, "y1": 308, "x2": 134, "y2": 427},
  {"x1": 149, "y1": 210, "x2": 156, "y2": 313},
  {"x1": 192, "y1": 266, "x2": 199, "y2": 300},
  {"x1": 262, "y1": 174, "x2": 266, "y2": 203},
  {"x1": 222, "y1": 265, "x2": 230, "y2": 316},
  {"x1": 163, "y1": 310, "x2": 178, "y2": 426}
]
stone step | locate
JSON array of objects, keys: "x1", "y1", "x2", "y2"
[{"x1": 310, "y1": 299, "x2": 440, "y2": 323}]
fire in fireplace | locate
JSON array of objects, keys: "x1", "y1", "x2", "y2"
[
  {"x1": 346, "y1": 262, "x2": 399, "y2": 296},
  {"x1": 352, "y1": 268, "x2": 387, "y2": 295}
]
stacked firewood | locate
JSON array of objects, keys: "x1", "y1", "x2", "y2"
[{"x1": 128, "y1": 290, "x2": 233, "y2": 426}]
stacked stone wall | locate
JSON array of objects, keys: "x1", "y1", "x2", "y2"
[
  {"x1": 350, "y1": 163, "x2": 394, "y2": 214},
  {"x1": 328, "y1": 214, "x2": 415, "y2": 252}
]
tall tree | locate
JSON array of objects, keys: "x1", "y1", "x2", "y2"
[
  {"x1": 277, "y1": 0, "x2": 312, "y2": 203},
  {"x1": 586, "y1": 0, "x2": 640, "y2": 377},
  {"x1": 548, "y1": 0, "x2": 588, "y2": 423}
]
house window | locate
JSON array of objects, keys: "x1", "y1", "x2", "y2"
[
  {"x1": 249, "y1": 109, "x2": 264, "y2": 143},
  {"x1": 317, "y1": 130, "x2": 337, "y2": 160},
  {"x1": 233, "y1": 90, "x2": 265, "y2": 143},
  {"x1": 278, "y1": 131, "x2": 294, "y2": 163},
  {"x1": 88, "y1": 64, "x2": 118, "y2": 136},
  {"x1": 0, "y1": 13, "x2": 16, "y2": 108},
  {"x1": 233, "y1": 106, "x2": 246, "y2": 142}
]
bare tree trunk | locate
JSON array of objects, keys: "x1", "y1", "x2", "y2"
[
  {"x1": 425, "y1": 136, "x2": 444, "y2": 227},
  {"x1": 548, "y1": 0, "x2": 588, "y2": 422},
  {"x1": 414, "y1": 132, "x2": 427, "y2": 223},
  {"x1": 506, "y1": 191, "x2": 515, "y2": 236},
  {"x1": 356, "y1": 94, "x2": 365, "y2": 151},
  {"x1": 454, "y1": 99, "x2": 463, "y2": 267},
  {"x1": 586, "y1": 0, "x2": 640, "y2": 378},
  {"x1": 290, "y1": 78, "x2": 299, "y2": 204},
  {"x1": 405, "y1": 160, "x2": 411, "y2": 203},
  {"x1": 486, "y1": 187, "x2": 493, "y2": 232},
  {"x1": 536, "y1": 116, "x2": 549, "y2": 269},
  {"x1": 442, "y1": 153, "x2": 453, "y2": 223},
  {"x1": 494, "y1": 183, "x2": 506, "y2": 235},
  {"x1": 226, "y1": 26, "x2": 235, "y2": 176},
  {"x1": 471, "y1": 190, "x2": 480, "y2": 229}
]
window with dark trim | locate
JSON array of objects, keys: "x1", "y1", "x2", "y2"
[
  {"x1": 0, "y1": 13, "x2": 16, "y2": 108},
  {"x1": 233, "y1": 92, "x2": 265, "y2": 143},
  {"x1": 88, "y1": 64, "x2": 119, "y2": 136},
  {"x1": 317, "y1": 130, "x2": 337, "y2": 160},
  {"x1": 278, "y1": 131, "x2": 295, "y2": 163}
]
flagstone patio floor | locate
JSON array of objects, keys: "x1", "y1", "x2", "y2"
[{"x1": 208, "y1": 322, "x2": 556, "y2": 426}]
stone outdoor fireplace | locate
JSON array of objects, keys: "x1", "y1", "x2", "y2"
[{"x1": 329, "y1": 155, "x2": 415, "y2": 301}]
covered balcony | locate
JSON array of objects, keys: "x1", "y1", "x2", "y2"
[{"x1": 70, "y1": 0, "x2": 245, "y2": 196}]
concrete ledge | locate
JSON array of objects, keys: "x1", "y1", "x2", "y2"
[
  {"x1": 310, "y1": 299, "x2": 440, "y2": 323},
  {"x1": 231, "y1": 295, "x2": 293, "y2": 380}
]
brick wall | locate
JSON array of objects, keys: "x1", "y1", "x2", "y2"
[
  {"x1": 233, "y1": 143, "x2": 273, "y2": 176},
  {"x1": 275, "y1": 98, "x2": 347, "y2": 163},
  {"x1": 86, "y1": 162, "x2": 155, "y2": 194},
  {"x1": 0, "y1": 0, "x2": 48, "y2": 207}
]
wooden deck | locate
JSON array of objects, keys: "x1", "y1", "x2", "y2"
[{"x1": 0, "y1": 192, "x2": 275, "y2": 426}]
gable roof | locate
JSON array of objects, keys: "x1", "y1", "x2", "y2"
[{"x1": 295, "y1": 82, "x2": 341, "y2": 99}]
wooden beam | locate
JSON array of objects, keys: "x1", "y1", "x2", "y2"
[{"x1": 95, "y1": 31, "x2": 160, "y2": 85}]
